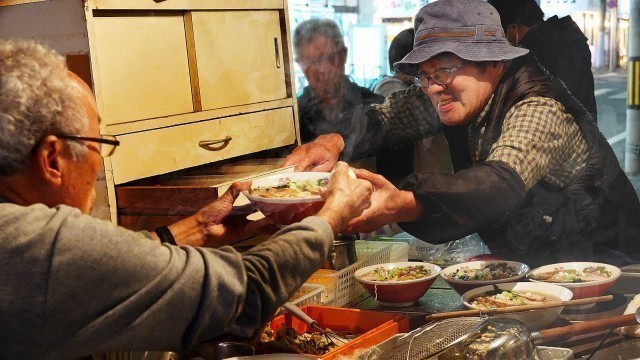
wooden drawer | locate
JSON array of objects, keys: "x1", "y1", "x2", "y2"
[{"x1": 109, "y1": 107, "x2": 295, "y2": 184}]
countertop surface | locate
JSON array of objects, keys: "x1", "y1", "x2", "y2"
[{"x1": 351, "y1": 264, "x2": 640, "y2": 359}]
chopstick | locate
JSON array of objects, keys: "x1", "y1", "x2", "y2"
[{"x1": 425, "y1": 295, "x2": 613, "y2": 321}]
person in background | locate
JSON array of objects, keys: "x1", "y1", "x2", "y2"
[
  {"x1": 373, "y1": 28, "x2": 452, "y2": 178},
  {"x1": 373, "y1": 28, "x2": 416, "y2": 97},
  {"x1": 0, "y1": 39, "x2": 373, "y2": 360},
  {"x1": 283, "y1": 0, "x2": 640, "y2": 267},
  {"x1": 488, "y1": 0, "x2": 598, "y2": 122},
  {"x1": 293, "y1": 18, "x2": 385, "y2": 161}
]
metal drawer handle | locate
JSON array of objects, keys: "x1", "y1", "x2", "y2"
[
  {"x1": 198, "y1": 135, "x2": 232, "y2": 149},
  {"x1": 274, "y1": 38, "x2": 281, "y2": 68}
]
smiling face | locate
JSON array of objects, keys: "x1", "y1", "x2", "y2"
[{"x1": 417, "y1": 54, "x2": 504, "y2": 126}]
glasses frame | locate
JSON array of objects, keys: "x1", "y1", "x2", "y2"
[
  {"x1": 57, "y1": 135, "x2": 120, "y2": 157},
  {"x1": 412, "y1": 63, "x2": 464, "y2": 88}
]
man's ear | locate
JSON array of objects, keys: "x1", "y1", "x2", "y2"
[
  {"x1": 35, "y1": 135, "x2": 65, "y2": 186},
  {"x1": 339, "y1": 47, "x2": 348, "y2": 67}
]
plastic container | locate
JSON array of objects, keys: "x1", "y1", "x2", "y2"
[
  {"x1": 268, "y1": 305, "x2": 410, "y2": 360},
  {"x1": 306, "y1": 242, "x2": 393, "y2": 306},
  {"x1": 356, "y1": 240, "x2": 410, "y2": 263},
  {"x1": 289, "y1": 283, "x2": 325, "y2": 307}
]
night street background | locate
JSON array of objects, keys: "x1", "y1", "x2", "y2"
[{"x1": 593, "y1": 70, "x2": 640, "y2": 193}]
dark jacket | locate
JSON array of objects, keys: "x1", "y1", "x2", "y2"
[
  {"x1": 297, "y1": 76, "x2": 415, "y2": 182},
  {"x1": 297, "y1": 76, "x2": 385, "y2": 160},
  {"x1": 520, "y1": 15, "x2": 598, "y2": 122},
  {"x1": 396, "y1": 55, "x2": 639, "y2": 267}
]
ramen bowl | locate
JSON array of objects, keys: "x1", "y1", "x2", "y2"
[
  {"x1": 462, "y1": 282, "x2": 573, "y2": 330},
  {"x1": 354, "y1": 262, "x2": 441, "y2": 307},
  {"x1": 527, "y1": 262, "x2": 621, "y2": 300},
  {"x1": 441, "y1": 260, "x2": 530, "y2": 295},
  {"x1": 244, "y1": 172, "x2": 329, "y2": 225}
]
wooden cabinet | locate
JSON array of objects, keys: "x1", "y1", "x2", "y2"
[
  {"x1": 91, "y1": 13, "x2": 194, "y2": 124},
  {"x1": 191, "y1": 11, "x2": 288, "y2": 110},
  {"x1": 0, "y1": 0, "x2": 300, "y2": 224}
]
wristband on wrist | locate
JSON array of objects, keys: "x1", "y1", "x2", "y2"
[{"x1": 155, "y1": 225, "x2": 177, "y2": 245}]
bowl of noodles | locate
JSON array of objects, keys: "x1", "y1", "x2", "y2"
[
  {"x1": 244, "y1": 172, "x2": 329, "y2": 225},
  {"x1": 441, "y1": 260, "x2": 530, "y2": 295},
  {"x1": 461, "y1": 282, "x2": 573, "y2": 330},
  {"x1": 527, "y1": 262, "x2": 621, "y2": 301},
  {"x1": 354, "y1": 262, "x2": 441, "y2": 307}
]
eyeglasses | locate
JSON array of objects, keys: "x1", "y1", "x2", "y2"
[
  {"x1": 295, "y1": 51, "x2": 341, "y2": 69},
  {"x1": 412, "y1": 63, "x2": 463, "y2": 88},
  {"x1": 58, "y1": 134, "x2": 120, "y2": 157}
]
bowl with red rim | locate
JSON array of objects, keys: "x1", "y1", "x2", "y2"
[
  {"x1": 354, "y1": 262, "x2": 441, "y2": 307},
  {"x1": 244, "y1": 172, "x2": 329, "y2": 225},
  {"x1": 526, "y1": 262, "x2": 621, "y2": 301},
  {"x1": 441, "y1": 260, "x2": 530, "y2": 295}
]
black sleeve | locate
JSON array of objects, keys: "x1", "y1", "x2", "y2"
[
  {"x1": 398, "y1": 161, "x2": 527, "y2": 243},
  {"x1": 342, "y1": 106, "x2": 387, "y2": 161}
]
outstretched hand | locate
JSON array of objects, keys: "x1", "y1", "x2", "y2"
[
  {"x1": 315, "y1": 162, "x2": 373, "y2": 233},
  {"x1": 346, "y1": 168, "x2": 421, "y2": 233},
  {"x1": 280, "y1": 134, "x2": 345, "y2": 172},
  {"x1": 195, "y1": 182, "x2": 275, "y2": 247}
]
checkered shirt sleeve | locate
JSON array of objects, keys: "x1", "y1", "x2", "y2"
[
  {"x1": 372, "y1": 85, "x2": 441, "y2": 149},
  {"x1": 482, "y1": 97, "x2": 588, "y2": 189}
]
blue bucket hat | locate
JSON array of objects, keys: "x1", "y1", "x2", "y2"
[{"x1": 394, "y1": 0, "x2": 529, "y2": 76}]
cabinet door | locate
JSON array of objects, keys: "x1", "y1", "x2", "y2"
[
  {"x1": 191, "y1": 10, "x2": 287, "y2": 110},
  {"x1": 91, "y1": 14, "x2": 194, "y2": 125}
]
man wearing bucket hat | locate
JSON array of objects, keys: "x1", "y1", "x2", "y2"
[{"x1": 283, "y1": 0, "x2": 640, "y2": 266}]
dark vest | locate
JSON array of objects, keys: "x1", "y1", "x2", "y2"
[{"x1": 472, "y1": 54, "x2": 640, "y2": 265}]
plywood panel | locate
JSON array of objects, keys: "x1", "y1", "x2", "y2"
[
  {"x1": 110, "y1": 107, "x2": 295, "y2": 184},
  {"x1": 89, "y1": 0, "x2": 283, "y2": 11},
  {"x1": 192, "y1": 10, "x2": 287, "y2": 110},
  {"x1": 92, "y1": 14, "x2": 193, "y2": 125}
]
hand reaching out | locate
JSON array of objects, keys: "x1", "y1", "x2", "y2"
[
  {"x1": 280, "y1": 134, "x2": 345, "y2": 172},
  {"x1": 192, "y1": 182, "x2": 275, "y2": 247},
  {"x1": 315, "y1": 162, "x2": 373, "y2": 233},
  {"x1": 346, "y1": 168, "x2": 422, "y2": 233}
]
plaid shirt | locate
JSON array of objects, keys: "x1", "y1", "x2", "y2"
[{"x1": 374, "y1": 86, "x2": 587, "y2": 190}]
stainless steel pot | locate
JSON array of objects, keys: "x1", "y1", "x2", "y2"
[
  {"x1": 324, "y1": 235, "x2": 358, "y2": 270},
  {"x1": 180, "y1": 341, "x2": 255, "y2": 360}
]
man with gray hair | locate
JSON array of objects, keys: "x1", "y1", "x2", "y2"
[
  {"x1": 294, "y1": 18, "x2": 418, "y2": 185},
  {"x1": 284, "y1": 0, "x2": 640, "y2": 266},
  {"x1": 0, "y1": 39, "x2": 373, "y2": 359}
]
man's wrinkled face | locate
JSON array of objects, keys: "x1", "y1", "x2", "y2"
[
  {"x1": 295, "y1": 35, "x2": 347, "y2": 99},
  {"x1": 61, "y1": 73, "x2": 102, "y2": 214},
  {"x1": 417, "y1": 54, "x2": 503, "y2": 127}
]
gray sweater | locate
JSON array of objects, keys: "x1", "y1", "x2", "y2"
[{"x1": 0, "y1": 200, "x2": 333, "y2": 359}]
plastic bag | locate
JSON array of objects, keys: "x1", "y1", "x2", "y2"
[{"x1": 402, "y1": 233, "x2": 489, "y2": 267}]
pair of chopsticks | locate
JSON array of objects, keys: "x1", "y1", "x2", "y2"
[{"x1": 425, "y1": 295, "x2": 613, "y2": 321}]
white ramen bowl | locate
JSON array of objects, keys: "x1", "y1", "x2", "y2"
[
  {"x1": 462, "y1": 282, "x2": 573, "y2": 330},
  {"x1": 244, "y1": 172, "x2": 329, "y2": 225}
]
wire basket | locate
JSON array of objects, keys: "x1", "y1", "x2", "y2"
[{"x1": 306, "y1": 242, "x2": 392, "y2": 306}]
